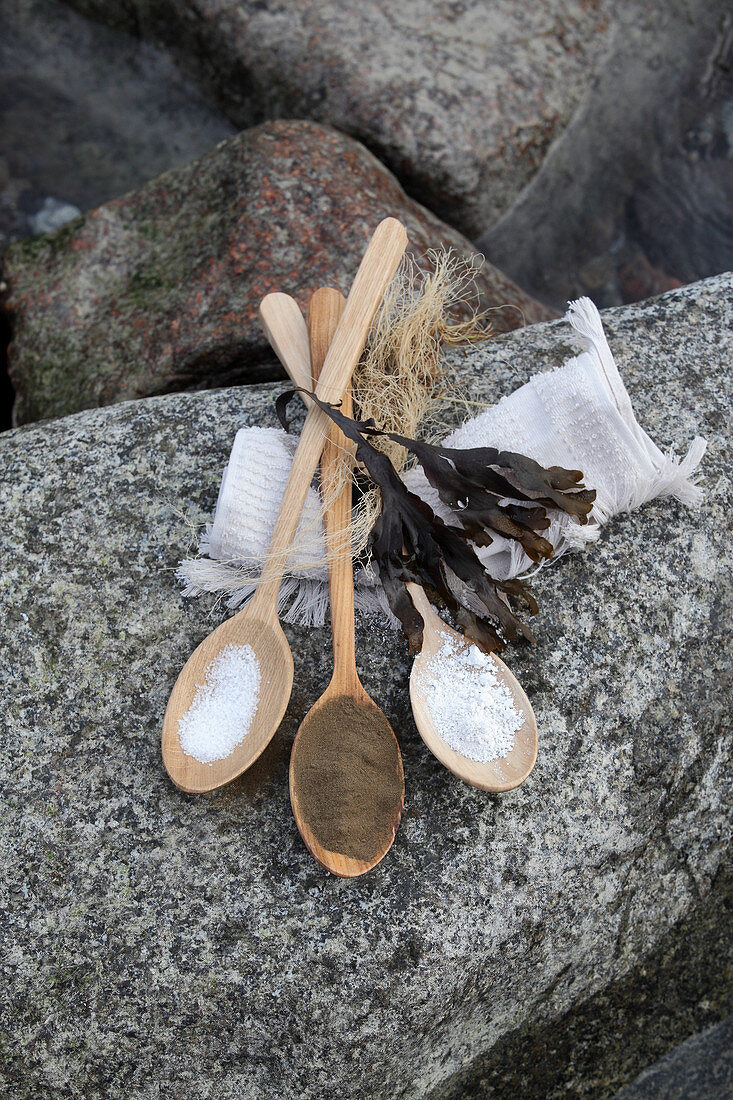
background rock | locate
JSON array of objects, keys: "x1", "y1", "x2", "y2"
[
  {"x1": 0, "y1": 0, "x2": 236, "y2": 429},
  {"x1": 2, "y1": 119, "x2": 554, "y2": 426},
  {"x1": 611, "y1": 1016, "x2": 733, "y2": 1099},
  {"x1": 0, "y1": 0, "x2": 234, "y2": 255},
  {"x1": 628, "y1": 157, "x2": 733, "y2": 289},
  {"x1": 62, "y1": 0, "x2": 618, "y2": 238},
  {"x1": 3, "y1": 0, "x2": 729, "y2": 367},
  {"x1": 478, "y1": 0, "x2": 733, "y2": 308},
  {"x1": 0, "y1": 275, "x2": 730, "y2": 1098},
  {"x1": 57, "y1": 0, "x2": 733, "y2": 310}
]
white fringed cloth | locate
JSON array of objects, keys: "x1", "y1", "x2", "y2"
[{"x1": 178, "y1": 298, "x2": 706, "y2": 625}]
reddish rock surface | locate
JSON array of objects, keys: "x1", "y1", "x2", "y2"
[
  {"x1": 3, "y1": 120, "x2": 554, "y2": 425},
  {"x1": 618, "y1": 254, "x2": 683, "y2": 304}
]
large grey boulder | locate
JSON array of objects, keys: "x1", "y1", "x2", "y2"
[
  {"x1": 59, "y1": 0, "x2": 732, "y2": 282},
  {"x1": 1, "y1": 275, "x2": 731, "y2": 1098},
  {"x1": 2, "y1": 119, "x2": 553, "y2": 426}
]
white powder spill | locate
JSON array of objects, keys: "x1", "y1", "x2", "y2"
[
  {"x1": 178, "y1": 644, "x2": 261, "y2": 765},
  {"x1": 419, "y1": 632, "x2": 523, "y2": 763}
]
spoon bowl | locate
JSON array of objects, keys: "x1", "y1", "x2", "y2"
[
  {"x1": 162, "y1": 612, "x2": 293, "y2": 793},
  {"x1": 290, "y1": 679, "x2": 404, "y2": 877},
  {"x1": 408, "y1": 583, "x2": 537, "y2": 792}
]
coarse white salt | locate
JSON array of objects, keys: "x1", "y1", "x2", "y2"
[
  {"x1": 418, "y1": 632, "x2": 523, "y2": 763},
  {"x1": 178, "y1": 644, "x2": 261, "y2": 765}
]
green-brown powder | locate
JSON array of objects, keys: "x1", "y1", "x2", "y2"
[{"x1": 291, "y1": 695, "x2": 404, "y2": 863}]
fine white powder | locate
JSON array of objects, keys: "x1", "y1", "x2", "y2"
[
  {"x1": 178, "y1": 644, "x2": 261, "y2": 765},
  {"x1": 419, "y1": 632, "x2": 523, "y2": 763}
]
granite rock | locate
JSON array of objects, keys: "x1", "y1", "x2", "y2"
[
  {"x1": 0, "y1": 0, "x2": 234, "y2": 246},
  {"x1": 0, "y1": 275, "x2": 731, "y2": 1098},
  {"x1": 2, "y1": 119, "x2": 554, "y2": 426},
  {"x1": 478, "y1": 0, "x2": 732, "y2": 308},
  {"x1": 0, "y1": 0, "x2": 235, "y2": 427},
  {"x1": 611, "y1": 1016, "x2": 733, "y2": 1100},
  {"x1": 62, "y1": 0, "x2": 617, "y2": 237},
  {"x1": 630, "y1": 157, "x2": 733, "y2": 288}
]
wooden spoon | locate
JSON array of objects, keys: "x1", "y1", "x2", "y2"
[
  {"x1": 161, "y1": 217, "x2": 407, "y2": 793},
  {"x1": 281, "y1": 288, "x2": 404, "y2": 876},
  {"x1": 408, "y1": 582, "x2": 538, "y2": 792}
]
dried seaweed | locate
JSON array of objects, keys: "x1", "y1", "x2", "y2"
[
  {"x1": 382, "y1": 434, "x2": 595, "y2": 561},
  {"x1": 277, "y1": 389, "x2": 596, "y2": 654}
]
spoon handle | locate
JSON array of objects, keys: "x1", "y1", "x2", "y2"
[
  {"x1": 251, "y1": 217, "x2": 407, "y2": 614},
  {"x1": 259, "y1": 292, "x2": 311, "y2": 391},
  {"x1": 405, "y1": 581, "x2": 434, "y2": 618},
  {"x1": 405, "y1": 581, "x2": 447, "y2": 656},
  {"x1": 309, "y1": 288, "x2": 360, "y2": 690}
]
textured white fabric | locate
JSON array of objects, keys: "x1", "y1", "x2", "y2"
[
  {"x1": 178, "y1": 298, "x2": 706, "y2": 622},
  {"x1": 206, "y1": 425, "x2": 325, "y2": 570}
]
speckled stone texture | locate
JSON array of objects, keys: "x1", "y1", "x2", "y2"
[
  {"x1": 2, "y1": 119, "x2": 553, "y2": 426},
  {"x1": 610, "y1": 1016, "x2": 733, "y2": 1099},
  {"x1": 1, "y1": 275, "x2": 731, "y2": 1098},
  {"x1": 62, "y1": 0, "x2": 616, "y2": 237}
]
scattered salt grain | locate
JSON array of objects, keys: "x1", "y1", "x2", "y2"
[
  {"x1": 178, "y1": 644, "x2": 261, "y2": 764},
  {"x1": 419, "y1": 632, "x2": 523, "y2": 763}
]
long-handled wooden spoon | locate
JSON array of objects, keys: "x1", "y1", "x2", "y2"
[
  {"x1": 161, "y1": 217, "x2": 407, "y2": 793},
  {"x1": 408, "y1": 582, "x2": 537, "y2": 792},
  {"x1": 281, "y1": 288, "x2": 404, "y2": 876}
]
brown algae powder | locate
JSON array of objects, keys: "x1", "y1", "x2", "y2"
[{"x1": 291, "y1": 695, "x2": 403, "y2": 862}]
